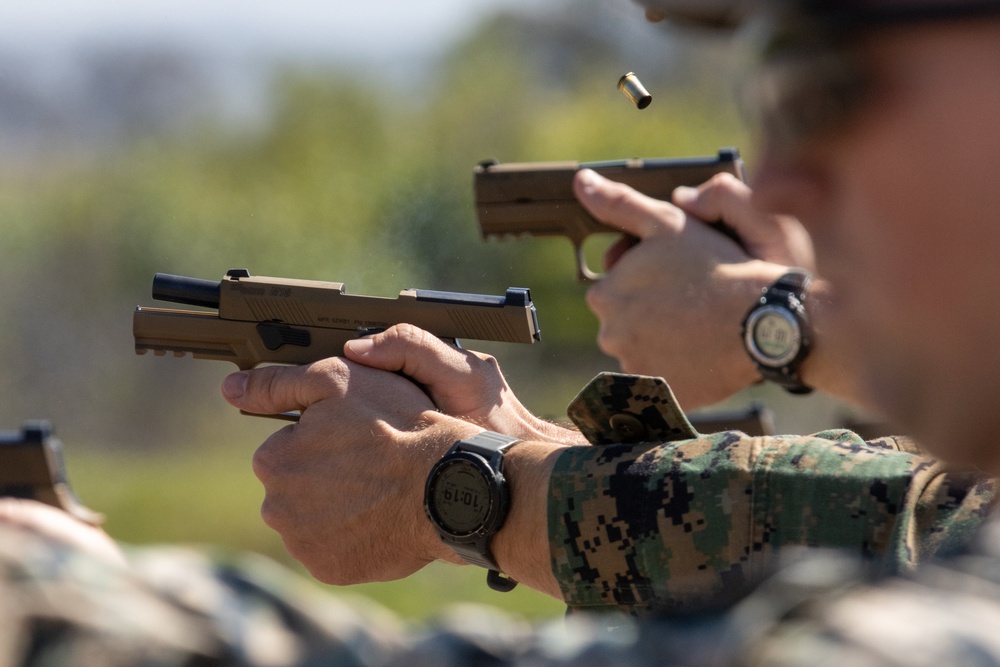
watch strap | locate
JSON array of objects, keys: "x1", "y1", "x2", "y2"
[
  {"x1": 452, "y1": 542, "x2": 518, "y2": 592},
  {"x1": 772, "y1": 267, "x2": 811, "y2": 295},
  {"x1": 454, "y1": 430, "x2": 523, "y2": 460}
]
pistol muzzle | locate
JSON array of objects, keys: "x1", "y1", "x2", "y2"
[{"x1": 152, "y1": 273, "x2": 221, "y2": 309}]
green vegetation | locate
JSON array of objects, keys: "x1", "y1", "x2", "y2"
[
  {"x1": 66, "y1": 446, "x2": 567, "y2": 619},
  {"x1": 1, "y1": 5, "x2": 750, "y2": 619}
]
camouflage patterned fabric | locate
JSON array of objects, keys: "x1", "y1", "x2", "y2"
[
  {"x1": 550, "y1": 373, "x2": 997, "y2": 614},
  {"x1": 4, "y1": 372, "x2": 1000, "y2": 665},
  {"x1": 8, "y1": 511, "x2": 1000, "y2": 666},
  {"x1": 0, "y1": 519, "x2": 401, "y2": 666}
]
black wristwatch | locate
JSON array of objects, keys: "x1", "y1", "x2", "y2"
[
  {"x1": 741, "y1": 269, "x2": 814, "y2": 394},
  {"x1": 424, "y1": 431, "x2": 523, "y2": 592}
]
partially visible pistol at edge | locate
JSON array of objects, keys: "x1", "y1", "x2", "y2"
[
  {"x1": 0, "y1": 421, "x2": 103, "y2": 525},
  {"x1": 474, "y1": 147, "x2": 748, "y2": 281},
  {"x1": 133, "y1": 268, "x2": 540, "y2": 371}
]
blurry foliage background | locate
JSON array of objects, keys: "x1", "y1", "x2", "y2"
[{"x1": 0, "y1": 1, "x2": 862, "y2": 618}]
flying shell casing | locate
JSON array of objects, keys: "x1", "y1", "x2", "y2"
[{"x1": 618, "y1": 72, "x2": 652, "y2": 109}]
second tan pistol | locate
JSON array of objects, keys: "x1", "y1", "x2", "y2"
[{"x1": 475, "y1": 147, "x2": 748, "y2": 281}]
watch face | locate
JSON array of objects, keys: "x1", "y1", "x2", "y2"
[
  {"x1": 747, "y1": 305, "x2": 801, "y2": 367},
  {"x1": 427, "y1": 459, "x2": 493, "y2": 537}
]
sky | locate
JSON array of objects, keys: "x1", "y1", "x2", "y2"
[{"x1": 0, "y1": 0, "x2": 557, "y2": 62}]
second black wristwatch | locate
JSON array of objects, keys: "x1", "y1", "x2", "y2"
[
  {"x1": 424, "y1": 431, "x2": 523, "y2": 592},
  {"x1": 741, "y1": 269, "x2": 814, "y2": 394}
]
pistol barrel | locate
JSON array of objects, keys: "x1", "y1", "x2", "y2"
[{"x1": 152, "y1": 273, "x2": 221, "y2": 309}]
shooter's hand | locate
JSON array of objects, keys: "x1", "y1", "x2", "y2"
[
  {"x1": 345, "y1": 324, "x2": 585, "y2": 444},
  {"x1": 577, "y1": 169, "x2": 814, "y2": 408}
]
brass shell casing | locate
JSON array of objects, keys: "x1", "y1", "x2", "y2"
[{"x1": 618, "y1": 72, "x2": 652, "y2": 109}]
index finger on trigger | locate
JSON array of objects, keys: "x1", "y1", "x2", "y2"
[{"x1": 573, "y1": 168, "x2": 684, "y2": 240}]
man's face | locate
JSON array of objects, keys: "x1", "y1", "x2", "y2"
[{"x1": 752, "y1": 19, "x2": 1000, "y2": 469}]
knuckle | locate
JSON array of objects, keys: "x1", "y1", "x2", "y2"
[
  {"x1": 707, "y1": 171, "x2": 733, "y2": 187},
  {"x1": 390, "y1": 322, "x2": 425, "y2": 341},
  {"x1": 709, "y1": 171, "x2": 749, "y2": 199},
  {"x1": 303, "y1": 357, "x2": 349, "y2": 395},
  {"x1": 251, "y1": 426, "x2": 293, "y2": 483},
  {"x1": 707, "y1": 171, "x2": 737, "y2": 189},
  {"x1": 383, "y1": 323, "x2": 437, "y2": 359},
  {"x1": 308, "y1": 355, "x2": 346, "y2": 376},
  {"x1": 585, "y1": 283, "x2": 609, "y2": 315},
  {"x1": 659, "y1": 204, "x2": 686, "y2": 228},
  {"x1": 258, "y1": 495, "x2": 282, "y2": 532},
  {"x1": 479, "y1": 353, "x2": 500, "y2": 373},
  {"x1": 469, "y1": 350, "x2": 499, "y2": 371},
  {"x1": 600, "y1": 181, "x2": 633, "y2": 213},
  {"x1": 381, "y1": 323, "x2": 431, "y2": 351},
  {"x1": 251, "y1": 445, "x2": 274, "y2": 483}
]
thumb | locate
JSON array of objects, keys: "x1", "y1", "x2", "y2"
[
  {"x1": 221, "y1": 362, "x2": 345, "y2": 415},
  {"x1": 573, "y1": 168, "x2": 685, "y2": 240}
]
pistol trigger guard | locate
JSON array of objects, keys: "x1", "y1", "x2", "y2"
[{"x1": 574, "y1": 243, "x2": 602, "y2": 282}]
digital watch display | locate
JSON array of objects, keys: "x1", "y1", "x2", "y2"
[{"x1": 426, "y1": 458, "x2": 495, "y2": 537}]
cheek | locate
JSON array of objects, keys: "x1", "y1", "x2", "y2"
[
  {"x1": 806, "y1": 168, "x2": 939, "y2": 421},
  {"x1": 828, "y1": 149, "x2": 1000, "y2": 436},
  {"x1": 831, "y1": 120, "x2": 976, "y2": 326}
]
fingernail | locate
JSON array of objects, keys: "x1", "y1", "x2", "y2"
[
  {"x1": 345, "y1": 338, "x2": 374, "y2": 356},
  {"x1": 222, "y1": 372, "x2": 248, "y2": 399},
  {"x1": 672, "y1": 186, "x2": 697, "y2": 204}
]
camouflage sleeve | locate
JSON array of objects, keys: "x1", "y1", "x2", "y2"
[{"x1": 547, "y1": 373, "x2": 997, "y2": 614}]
